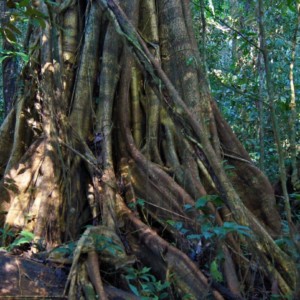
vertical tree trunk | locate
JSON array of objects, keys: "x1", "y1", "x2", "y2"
[
  {"x1": 257, "y1": 39, "x2": 265, "y2": 171},
  {"x1": 289, "y1": 3, "x2": 300, "y2": 191},
  {"x1": 0, "y1": 0, "x2": 18, "y2": 115},
  {"x1": 257, "y1": 0, "x2": 292, "y2": 225}
]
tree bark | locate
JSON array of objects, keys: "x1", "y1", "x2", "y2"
[{"x1": 0, "y1": 0, "x2": 297, "y2": 299}]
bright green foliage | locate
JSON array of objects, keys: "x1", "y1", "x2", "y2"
[
  {"x1": 7, "y1": 230, "x2": 34, "y2": 251},
  {"x1": 190, "y1": 220, "x2": 252, "y2": 240},
  {"x1": 192, "y1": 0, "x2": 300, "y2": 181},
  {"x1": 195, "y1": 195, "x2": 223, "y2": 208},
  {"x1": 128, "y1": 198, "x2": 146, "y2": 210},
  {"x1": 166, "y1": 220, "x2": 190, "y2": 235},
  {"x1": 167, "y1": 199, "x2": 252, "y2": 281},
  {"x1": 210, "y1": 259, "x2": 223, "y2": 282},
  {"x1": 0, "y1": 0, "x2": 45, "y2": 45},
  {"x1": 2, "y1": 0, "x2": 47, "y2": 38},
  {"x1": 0, "y1": 50, "x2": 29, "y2": 63},
  {"x1": 183, "y1": 197, "x2": 252, "y2": 240},
  {"x1": 124, "y1": 266, "x2": 171, "y2": 300}
]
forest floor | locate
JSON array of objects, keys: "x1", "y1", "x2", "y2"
[{"x1": 0, "y1": 252, "x2": 67, "y2": 298}]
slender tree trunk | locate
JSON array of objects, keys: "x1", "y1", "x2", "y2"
[
  {"x1": 289, "y1": 3, "x2": 300, "y2": 191},
  {"x1": 257, "y1": 0, "x2": 292, "y2": 225},
  {"x1": 0, "y1": 0, "x2": 18, "y2": 115},
  {"x1": 257, "y1": 42, "x2": 265, "y2": 171}
]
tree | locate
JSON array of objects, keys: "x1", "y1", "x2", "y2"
[
  {"x1": 0, "y1": 0, "x2": 298, "y2": 299},
  {"x1": 0, "y1": 0, "x2": 18, "y2": 116},
  {"x1": 204, "y1": 0, "x2": 300, "y2": 186}
]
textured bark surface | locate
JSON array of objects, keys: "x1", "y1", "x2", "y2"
[{"x1": 0, "y1": 0, "x2": 297, "y2": 299}]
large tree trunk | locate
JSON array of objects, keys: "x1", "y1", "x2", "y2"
[{"x1": 0, "y1": 0, "x2": 297, "y2": 299}]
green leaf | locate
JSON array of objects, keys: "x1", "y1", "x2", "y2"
[
  {"x1": 15, "y1": 52, "x2": 29, "y2": 63},
  {"x1": 159, "y1": 281, "x2": 170, "y2": 290},
  {"x1": 186, "y1": 56, "x2": 195, "y2": 66},
  {"x1": 20, "y1": 230, "x2": 34, "y2": 240},
  {"x1": 128, "y1": 283, "x2": 140, "y2": 296},
  {"x1": 287, "y1": 0, "x2": 297, "y2": 12},
  {"x1": 160, "y1": 292, "x2": 169, "y2": 299},
  {"x1": 183, "y1": 204, "x2": 193, "y2": 211},
  {"x1": 0, "y1": 56, "x2": 11, "y2": 63},
  {"x1": 137, "y1": 198, "x2": 145, "y2": 206},
  {"x1": 195, "y1": 195, "x2": 222, "y2": 209},
  {"x1": 11, "y1": 237, "x2": 31, "y2": 246},
  {"x1": 187, "y1": 234, "x2": 202, "y2": 240},
  {"x1": 222, "y1": 222, "x2": 252, "y2": 237},
  {"x1": 125, "y1": 274, "x2": 136, "y2": 280},
  {"x1": 0, "y1": 228, "x2": 15, "y2": 237},
  {"x1": 3, "y1": 28, "x2": 17, "y2": 43},
  {"x1": 36, "y1": 17, "x2": 46, "y2": 29},
  {"x1": 210, "y1": 260, "x2": 223, "y2": 282},
  {"x1": 213, "y1": 226, "x2": 227, "y2": 237},
  {"x1": 224, "y1": 164, "x2": 235, "y2": 171},
  {"x1": 128, "y1": 202, "x2": 136, "y2": 209},
  {"x1": 202, "y1": 231, "x2": 214, "y2": 239},
  {"x1": 275, "y1": 238, "x2": 287, "y2": 247},
  {"x1": 141, "y1": 266, "x2": 151, "y2": 274},
  {"x1": 224, "y1": 222, "x2": 250, "y2": 230},
  {"x1": 51, "y1": 247, "x2": 71, "y2": 255},
  {"x1": 141, "y1": 282, "x2": 153, "y2": 292},
  {"x1": 45, "y1": 0, "x2": 60, "y2": 6},
  {"x1": 166, "y1": 220, "x2": 176, "y2": 226},
  {"x1": 25, "y1": 7, "x2": 47, "y2": 18},
  {"x1": 140, "y1": 274, "x2": 151, "y2": 282},
  {"x1": 195, "y1": 197, "x2": 209, "y2": 208},
  {"x1": 6, "y1": 23, "x2": 22, "y2": 35},
  {"x1": 171, "y1": 221, "x2": 183, "y2": 230},
  {"x1": 289, "y1": 193, "x2": 300, "y2": 200},
  {"x1": 270, "y1": 295, "x2": 282, "y2": 300}
]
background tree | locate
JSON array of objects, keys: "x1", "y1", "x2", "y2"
[
  {"x1": 0, "y1": 0, "x2": 299, "y2": 299},
  {"x1": 0, "y1": 0, "x2": 18, "y2": 116},
  {"x1": 203, "y1": 0, "x2": 300, "y2": 185}
]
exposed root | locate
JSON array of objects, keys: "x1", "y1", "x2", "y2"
[
  {"x1": 117, "y1": 199, "x2": 225, "y2": 300},
  {"x1": 64, "y1": 225, "x2": 136, "y2": 298}
]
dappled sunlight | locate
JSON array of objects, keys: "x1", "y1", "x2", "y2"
[
  {"x1": 183, "y1": 71, "x2": 194, "y2": 81},
  {"x1": 4, "y1": 261, "x2": 17, "y2": 272},
  {"x1": 0, "y1": 253, "x2": 66, "y2": 296},
  {"x1": 42, "y1": 34, "x2": 48, "y2": 44},
  {"x1": 41, "y1": 62, "x2": 54, "y2": 74}
]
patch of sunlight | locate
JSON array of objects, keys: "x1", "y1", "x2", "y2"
[
  {"x1": 183, "y1": 72, "x2": 194, "y2": 81},
  {"x1": 41, "y1": 62, "x2": 54, "y2": 74},
  {"x1": 42, "y1": 34, "x2": 47, "y2": 43},
  {"x1": 4, "y1": 262, "x2": 17, "y2": 272}
]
